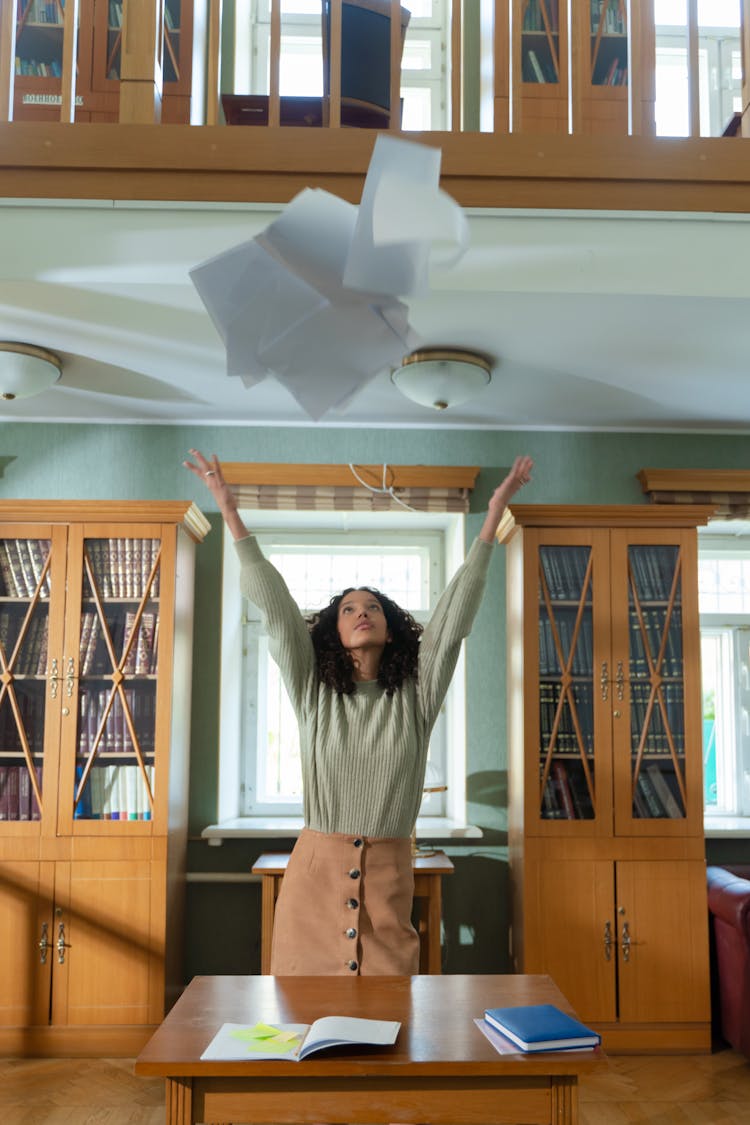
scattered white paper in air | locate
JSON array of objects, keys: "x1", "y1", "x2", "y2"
[{"x1": 189, "y1": 135, "x2": 469, "y2": 419}]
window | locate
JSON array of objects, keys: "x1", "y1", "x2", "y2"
[
  {"x1": 217, "y1": 508, "x2": 468, "y2": 826},
  {"x1": 233, "y1": 0, "x2": 448, "y2": 130},
  {"x1": 654, "y1": 0, "x2": 741, "y2": 137},
  {"x1": 698, "y1": 531, "x2": 750, "y2": 818}
]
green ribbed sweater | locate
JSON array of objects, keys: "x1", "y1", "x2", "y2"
[{"x1": 235, "y1": 535, "x2": 494, "y2": 838}]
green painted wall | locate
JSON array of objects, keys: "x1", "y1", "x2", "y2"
[{"x1": 2, "y1": 423, "x2": 748, "y2": 979}]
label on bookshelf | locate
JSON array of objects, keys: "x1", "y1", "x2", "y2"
[{"x1": 21, "y1": 94, "x2": 85, "y2": 105}]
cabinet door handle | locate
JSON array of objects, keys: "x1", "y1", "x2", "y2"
[
  {"x1": 615, "y1": 660, "x2": 625, "y2": 701},
  {"x1": 601, "y1": 661, "x2": 609, "y2": 701},
  {"x1": 65, "y1": 656, "x2": 76, "y2": 697},
  {"x1": 603, "y1": 920, "x2": 613, "y2": 961},
  {"x1": 49, "y1": 658, "x2": 59, "y2": 700},
  {"x1": 56, "y1": 922, "x2": 72, "y2": 964},
  {"x1": 38, "y1": 922, "x2": 50, "y2": 964},
  {"x1": 621, "y1": 920, "x2": 631, "y2": 962}
]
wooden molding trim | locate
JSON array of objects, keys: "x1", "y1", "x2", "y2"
[
  {"x1": 638, "y1": 468, "x2": 750, "y2": 494},
  {"x1": 0, "y1": 501, "x2": 210, "y2": 541},
  {"x1": 496, "y1": 503, "x2": 717, "y2": 540},
  {"x1": 221, "y1": 463, "x2": 480, "y2": 490}
]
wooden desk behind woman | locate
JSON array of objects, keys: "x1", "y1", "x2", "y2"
[{"x1": 252, "y1": 850, "x2": 454, "y2": 974}]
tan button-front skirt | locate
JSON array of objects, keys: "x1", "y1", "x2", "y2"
[{"x1": 270, "y1": 828, "x2": 420, "y2": 975}]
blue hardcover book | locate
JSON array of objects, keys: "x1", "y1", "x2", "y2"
[{"x1": 483, "y1": 1004, "x2": 600, "y2": 1052}]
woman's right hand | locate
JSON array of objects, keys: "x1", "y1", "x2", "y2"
[{"x1": 183, "y1": 449, "x2": 249, "y2": 540}]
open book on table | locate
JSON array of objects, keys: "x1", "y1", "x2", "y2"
[{"x1": 200, "y1": 1016, "x2": 400, "y2": 1061}]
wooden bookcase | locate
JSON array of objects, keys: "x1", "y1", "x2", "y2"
[
  {"x1": 11, "y1": 0, "x2": 206, "y2": 122},
  {"x1": 0, "y1": 501, "x2": 209, "y2": 1056},
  {"x1": 512, "y1": 0, "x2": 569, "y2": 134},
  {"x1": 498, "y1": 504, "x2": 715, "y2": 1053}
]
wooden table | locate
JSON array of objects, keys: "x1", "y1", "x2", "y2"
[
  {"x1": 252, "y1": 850, "x2": 454, "y2": 974},
  {"x1": 135, "y1": 974, "x2": 603, "y2": 1125}
]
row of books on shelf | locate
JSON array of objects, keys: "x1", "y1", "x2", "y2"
[
  {"x1": 79, "y1": 609, "x2": 158, "y2": 675},
  {"x1": 17, "y1": 0, "x2": 62, "y2": 24},
  {"x1": 539, "y1": 612, "x2": 592, "y2": 675},
  {"x1": 540, "y1": 757, "x2": 686, "y2": 820},
  {"x1": 594, "y1": 59, "x2": 627, "y2": 86},
  {"x1": 522, "y1": 0, "x2": 559, "y2": 34},
  {"x1": 79, "y1": 687, "x2": 156, "y2": 755},
  {"x1": 634, "y1": 763, "x2": 684, "y2": 818},
  {"x1": 539, "y1": 546, "x2": 591, "y2": 602},
  {"x1": 539, "y1": 680, "x2": 593, "y2": 754},
  {"x1": 84, "y1": 537, "x2": 161, "y2": 600},
  {"x1": 628, "y1": 546, "x2": 679, "y2": 603},
  {"x1": 630, "y1": 606, "x2": 683, "y2": 676},
  {"x1": 523, "y1": 50, "x2": 559, "y2": 85},
  {"x1": 542, "y1": 759, "x2": 594, "y2": 819},
  {"x1": 0, "y1": 608, "x2": 48, "y2": 675},
  {"x1": 74, "y1": 764, "x2": 154, "y2": 820},
  {"x1": 0, "y1": 694, "x2": 44, "y2": 753},
  {"x1": 15, "y1": 57, "x2": 63, "y2": 76},
  {"x1": 591, "y1": 0, "x2": 625, "y2": 36},
  {"x1": 630, "y1": 681, "x2": 684, "y2": 750},
  {"x1": 0, "y1": 539, "x2": 50, "y2": 599},
  {"x1": 0, "y1": 765, "x2": 41, "y2": 821}
]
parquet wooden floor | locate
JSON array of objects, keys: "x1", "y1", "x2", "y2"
[{"x1": 0, "y1": 1047, "x2": 748, "y2": 1124}]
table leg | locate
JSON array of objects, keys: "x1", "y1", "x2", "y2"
[
  {"x1": 550, "y1": 1075, "x2": 578, "y2": 1124},
  {"x1": 426, "y1": 874, "x2": 442, "y2": 974},
  {"x1": 165, "y1": 1077, "x2": 193, "y2": 1125},
  {"x1": 259, "y1": 874, "x2": 278, "y2": 974}
]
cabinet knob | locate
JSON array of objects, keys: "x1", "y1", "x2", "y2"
[
  {"x1": 613, "y1": 709, "x2": 621, "y2": 718},
  {"x1": 62, "y1": 707, "x2": 70, "y2": 716}
]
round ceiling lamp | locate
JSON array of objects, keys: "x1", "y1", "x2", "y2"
[
  {"x1": 391, "y1": 347, "x2": 492, "y2": 411},
  {"x1": 0, "y1": 342, "x2": 62, "y2": 401}
]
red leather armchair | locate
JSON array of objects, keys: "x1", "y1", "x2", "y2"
[{"x1": 707, "y1": 864, "x2": 750, "y2": 1058}]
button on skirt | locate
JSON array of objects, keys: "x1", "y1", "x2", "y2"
[{"x1": 270, "y1": 827, "x2": 420, "y2": 975}]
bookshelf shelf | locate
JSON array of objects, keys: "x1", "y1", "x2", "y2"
[
  {"x1": 0, "y1": 501, "x2": 209, "y2": 1055},
  {"x1": 499, "y1": 504, "x2": 714, "y2": 1052}
]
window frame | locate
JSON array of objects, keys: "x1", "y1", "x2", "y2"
[
  {"x1": 216, "y1": 508, "x2": 469, "y2": 829},
  {"x1": 698, "y1": 530, "x2": 750, "y2": 820}
]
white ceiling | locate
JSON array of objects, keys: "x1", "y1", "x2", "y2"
[{"x1": 2, "y1": 198, "x2": 750, "y2": 432}]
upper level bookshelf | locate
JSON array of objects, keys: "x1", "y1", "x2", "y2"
[{"x1": 11, "y1": 0, "x2": 205, "y2": 121}]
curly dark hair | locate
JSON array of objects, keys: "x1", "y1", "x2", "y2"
[{"x1": 307, "y1": 586, "x2": 423, "y2": 696}]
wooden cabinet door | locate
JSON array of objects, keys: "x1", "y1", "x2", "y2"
[
  {"x1": 615, "y1": 860, "x2": 711, "y2": 1024},
  {"x1": 50, "y1": 859, "x2": 163, "y2": 1026},
  {"x1": 0, "y1": 860, "x2": 54, "y2": 1027},
  {"x1": 525, "y1": 858, "x2": 617, "y2": 1023}
]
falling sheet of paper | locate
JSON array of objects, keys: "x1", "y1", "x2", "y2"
[{"x1": 189, "y1": 135, "x2": 469, "y2": 419}]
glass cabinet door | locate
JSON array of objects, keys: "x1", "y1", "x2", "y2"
[
  {"x1": 626, "y1": 542, "x2": 687, "y2": 823},
  {"x1": 68, "y1": 535, "x2": 161, "y2": 827},
  {"x1": 520, "y1": 0, "x2": 562, "y2": 85},
  {"x1": 589, "y1": 0, "x2": 628, "y2": 88},
  {"x1": 0, "y1": 529, "x2": 64, "y2": 828},
  {"x1": 536, "y1": 542, "x2": 598, "y2": 823}
]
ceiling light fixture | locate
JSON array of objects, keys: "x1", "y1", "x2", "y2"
[
  {"x1": 391, "y1": 347, "x2": 492, "y2": 411},
  {"x1": 0, "y1": 342, "x2": 62, "y2": 401}
]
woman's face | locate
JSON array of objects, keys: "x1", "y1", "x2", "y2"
[{"x1": 336, "y1": 589, "x2": 390, "y2": 653}]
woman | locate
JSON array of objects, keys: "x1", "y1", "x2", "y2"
[{"x1": 184, "y1": 450, "x2": 533, "y2": 974}]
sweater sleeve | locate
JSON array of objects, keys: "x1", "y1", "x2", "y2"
[
  {"x1": 417, "y1": 537, "x2": 493, "y2": 729},
  {"x1": 234, "y1": 535, "x2": 315, "y2": 714}
]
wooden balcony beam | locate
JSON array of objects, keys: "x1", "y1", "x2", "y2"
[{"x1": 2, "y1": 125, "x2": 750, "y2": 214}]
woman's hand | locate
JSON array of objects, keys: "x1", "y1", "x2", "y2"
[
  {"x1": 479, "y1": 455, "x2": 534, "y2": 543},
  {"x1": 183, "y1": 449, "x2": 249, "y2": 540}
]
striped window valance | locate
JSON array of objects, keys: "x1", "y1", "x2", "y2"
[
  {"x1": 221, "y1": 464, "x2": 480, "y2": 514},
  {"x1": 637, "y1": 469, "x2": 750, "y2": 519}
]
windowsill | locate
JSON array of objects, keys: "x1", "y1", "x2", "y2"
[
  {"x1": 201, "y1": 817, "x2": 483, "y2": 845},
  {"x1": 704, "y1": 815, "x2": 750, "y2": 838}
]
